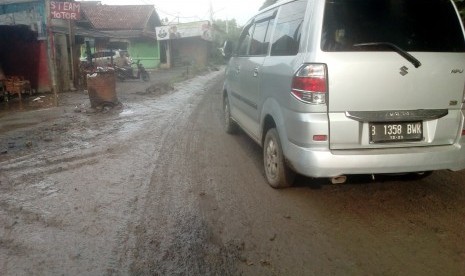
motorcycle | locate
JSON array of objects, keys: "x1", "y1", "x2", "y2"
[{"x1": 115, "y1": 60, "x2": 150, "y2": 82}]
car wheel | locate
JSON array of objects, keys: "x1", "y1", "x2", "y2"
[
  {"x1": 223, "y1": 95, "x2": 237, "y2": 134},
  {"x1": 263, "y1": 128, "x2": 295, "y2": 188}
]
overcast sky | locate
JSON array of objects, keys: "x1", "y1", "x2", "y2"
[{"x1": 82, "y1": 0, "x2": 263, "y2": 26}]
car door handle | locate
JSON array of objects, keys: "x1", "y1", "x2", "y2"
[
  {"x1": 235, "y1": 66, "x2": 240, "y2": 75},
  {"x1": 253, "y1": 67, "x2": 259, "y2": 77}
]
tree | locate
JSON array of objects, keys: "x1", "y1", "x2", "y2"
[
  {"x1": 210, "y1": 19, "x2": 242, "y2": 64},
  {"x1": 212, "y1": 18, "x2": 241, "y2": 42}
]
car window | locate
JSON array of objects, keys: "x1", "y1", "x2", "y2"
[
  {"x1": 321, "y1": 0, "x2": 465, "y2": 52},
  {"x1": 249, "y1": 9, "x2": 277, "y2": 56},
  {"x1": 250, "y1": 20, "x2": 271, "y2": 56},
  {"x1": 264, "y1": 18, "x2": 275, "y2": 54},
  {"x1": 270, "y1": 0, "x2": 307, "y2": 56},
  {"x1": 237, "y1": 23, "x2": 253, "y2": 56}
]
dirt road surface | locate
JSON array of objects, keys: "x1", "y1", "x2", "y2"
[{"x1": 1, "y1": 69, "x2": 465, "y2": 275}]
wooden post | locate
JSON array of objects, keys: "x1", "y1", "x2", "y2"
[
  {"x1": 166, "y1": 40, "x2": 172, "y2": 68},
  {"x1": 45, "y1": 0, "x2": 58, "y2": 102},
  {"x1": 68, "y1": 18, "x2": 76, "y2": 90}
]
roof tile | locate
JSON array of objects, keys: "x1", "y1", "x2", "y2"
[{"x1": 82, "y1": 5, "x2": 155, "y2": 30}]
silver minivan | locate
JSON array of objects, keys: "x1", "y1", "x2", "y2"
[{"x1": 223, "y1": 0, "x2": 465, "y2": 188}]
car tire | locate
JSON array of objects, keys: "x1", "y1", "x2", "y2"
[
  {"x1": 263, "y1": 128, "x2": 295, "y2": 188},
  {"x1": 223, "y1": 95, "x2": 238, "y2": 134}
]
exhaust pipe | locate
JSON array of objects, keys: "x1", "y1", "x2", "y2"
[{"x1": 330, "y1": 175, "x2": 347, "y2": 185}]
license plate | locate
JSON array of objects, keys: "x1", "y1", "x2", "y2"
[{"x1": 370, "y1": 122, "x2": 423, "y2": 143}]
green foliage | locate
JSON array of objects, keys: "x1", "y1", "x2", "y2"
[
  {"x1": 213, "y1": 18, "x2": 242, "y2": 43},
  {"x1": 210, "y1": 19, "x2": 242, "y2": 65}
]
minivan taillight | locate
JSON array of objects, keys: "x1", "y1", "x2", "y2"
[{"x1": 291, "y1": 64, "x2": 327, "y2": 104}]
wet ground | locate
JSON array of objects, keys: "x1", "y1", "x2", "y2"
[{"x1": 1, "y1": 68, "x2": 465, "y2": 275}]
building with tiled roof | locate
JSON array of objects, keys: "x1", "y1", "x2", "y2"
[
  {"x1": 82, "y1": 5, "x2": 158, "y2": 31},
  {"x1": 76, "y1": 3, "x2": 162, "y2": 69},
  {"x1": 79, "y1": 4, "x2": 161, "y2": 37}
]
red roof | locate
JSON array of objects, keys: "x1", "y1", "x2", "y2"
[{"x1": 81, "y1": 5, "x2": 157, "y2": 30}]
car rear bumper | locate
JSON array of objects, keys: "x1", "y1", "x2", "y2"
[{"x1": 285, "y1": 142, "x2": 465, "y2": 177}]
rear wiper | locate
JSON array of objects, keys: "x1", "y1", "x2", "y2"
[{"x1": 353, "y1": 42, "x2": 422, "y2": 68}]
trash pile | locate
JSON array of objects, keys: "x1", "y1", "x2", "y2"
[
  {"x1": 86, "y1": 66, "x2": 115, "y2": 77},
  {"x1": 85, "y1": 66, "x2": 120, "y2": 111}
]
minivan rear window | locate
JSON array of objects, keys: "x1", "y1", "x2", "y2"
[{"x1": 321, "y1": 0, "x2": 465, "y2": 52}]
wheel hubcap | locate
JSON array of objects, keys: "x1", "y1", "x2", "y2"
[{"x1": 266, "y1": 139, "x2": 278, "y2": 179}]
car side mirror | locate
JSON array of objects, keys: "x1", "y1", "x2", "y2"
[{"x1": 222, "y1": 40, "x2": 234, "y2": 59}]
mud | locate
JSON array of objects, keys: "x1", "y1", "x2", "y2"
[{"x1": 1, "y1": 67, "x2": 465, "y2": 275}]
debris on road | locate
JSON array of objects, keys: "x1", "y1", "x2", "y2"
[
  {"x1": 135, "y1": 82, "x2": 174, "y2": 97},
  {"x1": 32, "y1": 96, "x2": 46, "y2": 102}
]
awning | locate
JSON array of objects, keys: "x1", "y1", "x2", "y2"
[
  {"x1": 51, "y1": 26, "x2": 157, "y2": 40},
  {"x1": 51, "y1": 25, "x2": 111, "y2": 38}
]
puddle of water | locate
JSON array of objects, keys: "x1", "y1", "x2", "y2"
[
  {"x1": 0, "y1": 94, "x2": 57, "y2": 115},
  {"x1": 119, "y1": 109, "x2": 134, "y2": 116},
  {"x1": 0, "y1": 122, "x2": 38, "y2": 132}
]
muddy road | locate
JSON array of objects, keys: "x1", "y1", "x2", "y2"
[{"x1": 1, "y1": 70, "x2": 465, "y2": 275}]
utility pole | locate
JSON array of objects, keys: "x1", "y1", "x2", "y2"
[
  {"x1": 209, "y1": 1, "x2": 214, "y2": 23},
  {"x1": 209, "y1": 0, "x2": 214, "y2": 41}
]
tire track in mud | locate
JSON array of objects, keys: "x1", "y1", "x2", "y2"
[
  {"x1": 103, "y1": 115, "x2": 176, "y2": 276},
  {"x1": 2, "y1": 150, "x2": 103, "y2": 172},
  {"x1": 0, "y1": 72, "x2": 225, "y2": 275},
  {"x1": 127, "y1": 76, "x2": 241, "y2": 275},
  {"x1": 103, "y1": 72, "x2": 235, "y2": 275}
]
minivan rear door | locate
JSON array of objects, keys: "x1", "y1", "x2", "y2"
[
  {"x1": 230, "y1": 9, "x2": 277, "y2": 138},
  {"x1": 237, "y1": 16, "x2": 275, "y2": 126},
  {"x1": 320, "y1": 0, "x2": 465, "y2": 150}
]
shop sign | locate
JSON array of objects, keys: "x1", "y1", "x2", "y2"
[
  {"x1": 50, "y1": 1, "x2": 81, "y2": 20},
  {"x1": 156, "y1": 21, "x2": 212, "y2": 41}
]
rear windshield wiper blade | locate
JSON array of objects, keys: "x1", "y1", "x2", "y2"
[{"x1": 353, "y1": 42, "x2": 422, "y2": 68}]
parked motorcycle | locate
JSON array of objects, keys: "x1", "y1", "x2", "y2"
[{"x1": 115, "y1": 60, "x2": 150, "y2": 82}]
